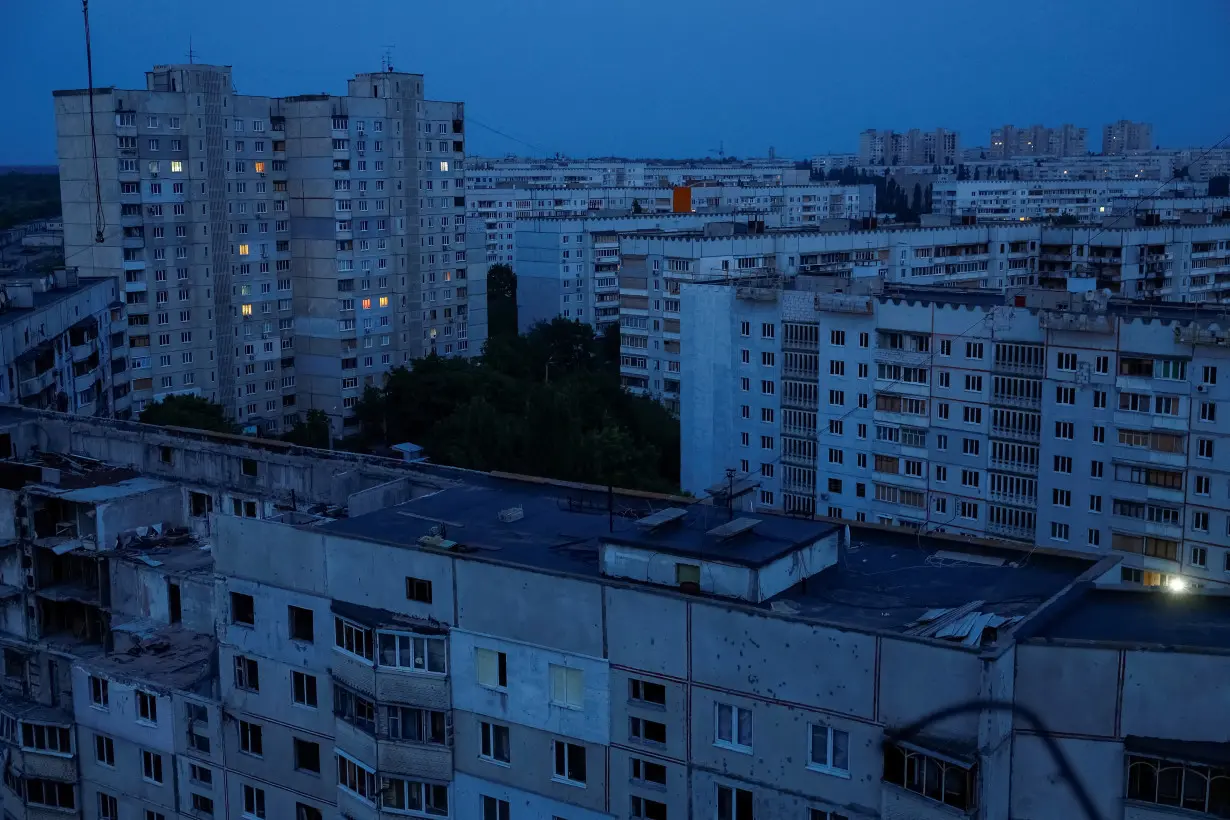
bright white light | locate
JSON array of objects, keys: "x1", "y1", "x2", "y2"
[{"x1": 1167, "y1": 577, "x2": 1188, "y2": 593}]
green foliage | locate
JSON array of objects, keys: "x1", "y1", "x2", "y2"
[
  {"x1": 0, "y1": 173, "x2": 61, "y2": 231},
  {"x1": 282, "y1": 409, "x2": 331, "y2": 449},
  {"x1": 486, "y1": 263, "x2": 518, "y2": 340},
  {"x1": 139, "y1": 395, "x2": 237, "y2": 434},
  {"x1": 355, "y1": 318, "x2": 680, "y2": 492},
  {"x1": 820, "y1": 167, "x2": 928, "y2": 221}
]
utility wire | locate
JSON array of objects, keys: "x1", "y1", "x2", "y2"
[
  {"x1": 82, "y1": 0, "x2": 106, "y2": 244},
  {"x1": 465, "y1": 115, "x2": 557, "y2": 158}
]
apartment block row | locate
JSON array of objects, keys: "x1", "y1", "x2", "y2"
[
  {"x1": 465, "y1": 157, "x2": 809, "y2": 190},
  {"x1": 54, "y1": 63, "x2": 477, "y2": 435},
  {"x1": 930, "y1": 179, "x2": 1207, "y2": 222},
  {"x1": 856, "y1": 128, "x2": 961, "y2": 167},
  {"x1": 0, "y1": 407, "x2": 1223, "y2": 820},
  {"x1": 472, "y1": 183, "x2": 875, "y2": 266},
  {"x1": 681, "y1": 282, "x2": 1230, "y2": 590},
  {"x1": 0, "y1": 268, "x2": 129, "y2": 417},
  {"x1": 988, "y1": 123, "x2": 1088, "y2": 159}
]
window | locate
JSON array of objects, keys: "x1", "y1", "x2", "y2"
[
  {"x1": 476, "y1": 648, "x2": 507, "y2": 688},
  {"x1": 480, "y1": 721, "x2": 511, "y2": 763},
  {"x1": 1199, "y1": 439, "x2": 1215, "y2": 459},
  {"x1": 1095, "y1": 355, "x2": 1109, "y2": 374},
  {"x1": 239, "y1": 720, "x2": 263, "y2": 756},
  {"x1": 716, "y1": 784, "x2": 755, "y2": 820},
  {"x1": 336, "y1": 752, "x2": 377, "y2": 803},
  {"x1": 482, "y1": 796, "x2": 510, "y2": 820},
  {"x1": 809, "y1": 722, "x2": 850, "y2": 775},
  {"x1": 142, "y1": 749, "x2": 164, "y2": 783},
  {"x1": 406, "y1": 576, "x2": 433, "y2": 603},
  {"x1": 1200, "y1": 401, "x2": 1217, "y2": 422},
  {"x1": 231, "y1": 592, "x2": 255, "y2": 625},
  {"x1": 1090, "y1": 495, "x2": 1103, "y2": 513},
  {"x1": 630, "y1": 678, "x2": 666, "y2": 705},
  {"x1": 292, "y1": 671, "x2": 318, "y2": 707},
  {"x1": 25, "y1": 779, "x2": 75, "y2": 810},
  {"x1": 234, "y1": 655, "x2": 260, "y2": 691},
  {"x1": 292, "y1": 737, "x2": 321, "y2": 774},
  {"x1": 190, "y1": 763, "x2": 212, "y2": 786},
  {"x1": 381, "y1": 778, "x2": 449, "y2": 816},
  {"x1": 552, "y1": 740, "x2": 587, "y2": 786},
  {"x1": 883, "y1": 743, "x2": 975, "y2": 810},
  {"x1": 186, "y1": 702, "x2": 211, "y2": 753},
  {"x1": 1126, "y1": 752, "x2": 1230, "y2": 816},
  {"x1": 965, "y1": 342, "x2": 984, "y2": 359},
  {"x1": 334, "y1": 686, "x2": 376, "y2": 733},
  {"x1": 550, "y1": 665, "x2": 584, "y2": 709},
  {"x1": 715, "y1": 703, "x2": 752, "y2": 752},
  {"x1": 378, "y1": 631, "x2": 447, "y2": 673},
  {"x1": 241, "y1": 784, "x2": 266, "y2": 818},
  {"x1": 89, "y1": 675, "x2": 109, "y2": 708},
  {"x1": 631, "y1": 796, "x2": 669, "y2": 820},
  {"x1": 1192, "y1": 546, "x2": 1209, "y2": 567},
  {"x1": 192, "y1": 794, "x2": 214, "y2": 816},
  {"x1": 137, "y1": 690, "x2": 158, "y2": 724},
  {"x1": 288, "y1": 605, "x2": 314, "y2": 642},
  {"x1": 631, "y1": 756, "x2": 668, "y2": 786},
  {"x1": 334, "y1": 617, "x2": 373, "y2": 661},
  {"x1": 1056, "y1": 351, "x2": 1077, "y2": 371},
  {"x1": 1054, "y1": 421, "x2": 1074, "y2": 440},
  {"x1": 1194, "y1": 512, "x2": 1210, "y2": 533},
  {"x1": 94, "y1": 733, "x2": 115, "y2": 766},
  {"x1": 630, "y1": 716, "x2": 667, "y2": 745},
  {"x1": 100, "y1": 793, "x2": 119, "y2": 820},
  {"x1": 1051, "y1": 522, "x2": 1070, "y2": 542}
]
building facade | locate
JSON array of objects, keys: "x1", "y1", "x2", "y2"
[
  {"x1": 0, "y1": 407, "x2": 1223, "y2": 820},
  {"x1": 54, "y1": 63, "x2": 473, "y2": 435},
  {"x1": 989, "y1": 124, "x2": 1088, "y2": 159},
  {"x1": 857, "y1": 129, "x2": 960, "y2": 167},
  {"x1": 1103, "y1": 120, "x2": 1155, "y2": 155},
  {"x1": 930, "y1": 180, "x2": 1207, "y2": 222},
  {"x1": 0, "y1": 268, "x2": 128, "y2": 417}
]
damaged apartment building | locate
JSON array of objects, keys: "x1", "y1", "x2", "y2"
[{"x1": 0, "y1": 406, "x2": 1225, "y2": 820}]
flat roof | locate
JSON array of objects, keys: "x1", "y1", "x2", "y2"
[
  {"x1": 0, "y1": 282, "x2": 94, "y2": 330},
  {"x1": 317, "y1": 474, "x2": 1095, "y2": 635},
  {"x1": 764, "y1": 529, "x2": 1093, "y2": 633},
  {"x1": 318, "y1": 473, "x2": 835, "y2": 574},
  {"x1": 1023, "y1": 587, "x2": 1230, "y2": 650}
]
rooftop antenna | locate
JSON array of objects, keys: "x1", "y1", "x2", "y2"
[
  {"x1": 381, "y1": 45, "x2": 396, "y2": 72},
  {"x1": 724, "y1": 467, "x2": 736, "y2": 521},
  {"x1": 80, "y1": 0, "x2": 105, "y2": 244},
  {"x1": 187, "y1": 35, "x2": 198, "y2": 65},
  {"x1": 709, "y1": 140, "x2": 726, "y2": 160}
]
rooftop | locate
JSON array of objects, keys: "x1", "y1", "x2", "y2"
[
  {"x1": 1022, "y1": 587, "x2": 1230, "y2": 650},
  {"x1": 74, "y1": 625, "x2": 216, "y2": 693},
  {"x1": 317, "y1": 474, "x2": 1095, "y2": 637}
]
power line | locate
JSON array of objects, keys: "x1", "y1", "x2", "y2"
[
  {"x1": 81, "y1": 0, "x2": 105, "y2": 244},
  {"x1": 465, "y1": 115, "x2": 556, "y2": 157}
]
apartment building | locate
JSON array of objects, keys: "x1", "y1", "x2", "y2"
[
  {"x1": 930, "y1": 179, "x2": 1206, "y2": 222},
  {"x1": 617, "y1": 223, "x2": 1041, "y2": 411},
  {"x1": 681, "y1": 282, "x2": 1230, "y2": 589},
  {"x1": 466, "y1": 157, "x2": 807, "y2": 190},
  {"x1": 0, "y1": 268, "x2": 128, "y2": 417},
  {"x1": 989, "y1": 124, "x2": 1087, "y2": 159},
  {"x1": 54, "y1": 63, "x2": 472, "y2": 436},
  {"x1": 857, "y1": 129, "x2": 960, "y2": 167},
  {"x1": 0, "y1": 406, "x2": 1226, "y2": 820},
  {"x1": 1103, "y1": 120, "x2": 1155, "y2": 154}
]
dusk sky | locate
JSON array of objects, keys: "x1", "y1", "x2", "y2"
[{"x1": 4, "y1": 0, "x2": 1228, "y2": 165}]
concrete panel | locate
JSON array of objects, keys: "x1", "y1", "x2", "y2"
[
  {"x1": 213, "y1": 516, "x2": 329, "y2": 594},
  {"x1": 690, "y1": 604, "x2": 876, "y2": 719},
  {"x1": 1015, "y1": 644, "x2": 1118, "y2": 738},
  {"x1": 455, "y1": 561, "x2": 603, "y2": 657},
  {"x1": 453, "y1": 712, "x2": 609, "y2": 814},
  {"x1": 322, "y1": 534, "x2": 454, "y2": 625},
  {"x1": 878, "y1": 639, "x2": 982, "y2": 741},
  {"x1": 450, "y1": 630, "x2": 610, "y2": 745},
  {"x1": 1010, "y1": 734, "x2": 1122, "y2": 820},
  {"x1": 1121, "y1": 651, "x2": 1230, "y2": 742},
  {"x1": 604, "y1": 587, "x2": 687, "y2": 679},
  {"x1": 610, "y1": 748, "x2": 687, "y2": 820},
  {"x1": 882, "y1": 784, "x2": 967, "y2": 820},
  {"x1": 377, "y1": 738, "x2": 452, "y2": 782},
  {"x1": 452, "y1": 771, "x2": 614, "y2": 820},
  {"x1": 375, "y1": 668, "x2": 450, "y2": 710},
  {"x1": 610, "y1": 668, "x2": 687, "y2": 762},
  {"x1": 693, "y1": 769, "x2": 873, "y2": 820}
]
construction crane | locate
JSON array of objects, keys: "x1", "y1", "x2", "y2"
[{"x1": 709, "y1": 140, "x2": 726, "y2": 160}]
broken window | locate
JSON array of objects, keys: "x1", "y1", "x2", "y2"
[
  {"x1": 230, "y1": 592, "x2": 255, "y2": 626},
  {"x1": 883, "y1": 742, "x2": 976, "y2": 810},
  {"x1": 241, "y1": 458, "x2": 258, "y2": 477},
  {"x1": 189, "y1": 492, "x2": 213, "y2": 517},
  {"x1": 233, "y1": 656, "x2": 260, "y2": 692},
  {"x1": 405, "y1": 576, "x2": 432, "y2": 603},
  {"x1": 288, "y1": 606, "x2": 314, "y2": 642}
]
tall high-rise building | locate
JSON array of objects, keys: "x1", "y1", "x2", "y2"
[
  {"x1": 54, "y1": 64, "x2": 475, "y2": 436},
  {"x1": 858, "y1": 129, "x2": 959, "y2": 166},
  {"x1": 1102, "y1": 120, "x2": 1154, "y2": 155},
  {"x1": 989, "y1": 124, "x2": 1087, "y2": 159}
]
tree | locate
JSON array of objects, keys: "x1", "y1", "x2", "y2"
[
  {"x1": 1210, "y1": 176, "x2": 1230, "y2": 198},
  {"x1": 956, "y1": 164, "x2": 969, "y2": 181},
  {"x1": 282, "y1": 409, "x2": 331, "y2": 449},
  {"x1": 139, "y1": 395, "x2": 236, "y2": 434},
  {"x1": 911, "y1": 183, "x2": 923, "y2": 215},
  {"x1": 632, "y1": 199, "x2": 643, "y2": 214},
  {"x1": 486, "y1": 264, "x2": 518, "y2": 340}
]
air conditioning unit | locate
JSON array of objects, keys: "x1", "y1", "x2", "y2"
[{"x1": 1197, "y1": 384, "x2": 1209, "y2": 393}]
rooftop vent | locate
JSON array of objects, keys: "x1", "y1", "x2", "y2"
[
  {"x1": 418, "y1": 534, "x2": 461, "y2": 551},
  {"x1": 705, "y1": 517, "x2": 759, "y2": 540},
  {"x1": 497, "y1": 505, "x2": 524, "y2": 523},
  {"x1": 634, "y1": 507, "x2": 688, "y2": 531}
]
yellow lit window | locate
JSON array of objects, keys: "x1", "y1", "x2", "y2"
[
  {"x1": 170, "y1": 160, "x2": 183, "y2": 173},
  {"x1": 238, "y1": 244, "x2": 250, "y2": 256},
  {"x1": 361, "y1": 298, "x2": 372, "y2": 310},
  {"x1": 378, "y1": 296, "x2": 389, "y2": 308},
  {"x1": 241, "y1": 304, "x2": 253, "y2": 316},
  {"x1": 254, "y1": 161, "x2": 265, "y2": 173},
  {"x1": 444, "y1": 270, "x2": 452, "y2": 282},
  {"x1": 439, "y1": 161, "x2": 449, "y2": 172}
]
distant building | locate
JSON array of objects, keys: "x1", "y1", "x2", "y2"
[
  {"x1": 858, "y1": 129, "x2": 960, "y2": 167},
  {"x1": 1103, "y1": 120, "x2": 1154, "y2": 154},
  {"x1": 930, "y1": 179, "x2": 1206, "y2": 222},
  {"x1": 989, "y1": 124, "x2": 1087, "y2": 159}
]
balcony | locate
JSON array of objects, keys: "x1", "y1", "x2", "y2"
[
  {"x1": 782, "y1": 394, "x2": 818, "y2": 411},
  {"x1": 989, "y1": 458, "x2": 1038, "y2": 476},
  {"x1": 782, "y1": 475, "x2": 814, "y2": 494},
  {"x1": 990, "y1": 425, "x2": 1040, "y2": 443},
  {"x1": 20, "y1": 370, "x2": 56, "y2": 396},
  {"x1": 70, "y1": 341, "x2": 96, "y2": 363},
  {"x1": 376, "y1": 739, "x2": 452, "y2": 782},
  {"x1": 781, "y1": 424, "x2": 816, "y2": 440},
  {"x1": 782, "y1": 450, "x2": 816, "y2": 468},
  {"x1": 74, "y1": 372, "x2": 98, "y2": 394},
  {"x1": 987, "y1": 520, "x2": 1034, "y2": 542},
  {"x1": 988, "y1": 488, "x2": 1037, "y2": 506},
  {"x1": 874, "y1": 347, "x2": 931, "y2": 367},
  {"x1": 992, "y1": 358, "x2": 1044, "y2": 377},
  {"x1": 990, "y1": 391, "x2": 1041, "y2": 410},
  {"x1": 783, "y1": 365, "x2": 819, "y2": 380}
]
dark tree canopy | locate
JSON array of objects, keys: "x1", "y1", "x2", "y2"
[
  {"x1": 139, "y1": 395, "x2": 236, "y2": 434},
  {"x1": 486, "y1": 264, "x2": 518, "y2": 340},
  {"x1": 282, "y1": 409, "x2": 331, "y2": 449},
  {"x1": 352, "y1": 318, "x2": 680, "y2": 492}
]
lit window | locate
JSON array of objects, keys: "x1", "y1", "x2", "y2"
[
  {"x1": 361, "y1": 298, "x2": 372, "y2": 310},
  {"x1": 254, "y1": 161, "x2": 265, "y2": 173},
  {"x1": 242, "y1": 304, "x2": 253, "y2": 316},
  {"x1": 170, "y1": 160, "x2": 183, "y2": 173},
  {"x1": 238, "y1": 244, "x2": 250, "y2": 256},
  {"x1": 378, "y1": 296, "x2": 389, "y2": 307},
  {"x1": 439, "y1": 161, "x2": 449, "y2": 172}
]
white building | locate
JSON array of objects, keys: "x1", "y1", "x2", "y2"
[
  {"x1": 54, "y1": 63, "x2": 474, "y2": 436},
  {"x1": 1103, "y1": 120, "x2": 1155, "y2": 154},
  {"x1": 465, "y1": 157, "x2": 807, "y2": 190},
  {"x1": 931, "y1": 180, "x2": 1207, "y2": 222},
  {"x1": 989, "y1": 124, "x2": 1087, "y2": 159}
]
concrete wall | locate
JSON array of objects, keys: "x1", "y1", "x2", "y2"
[{"x1": 452, "y1": 771, "x2": 614, "y2": 820}]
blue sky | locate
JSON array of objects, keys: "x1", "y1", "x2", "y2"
[{"x1": 4, "y1": 0, "x2": 1228, "y2": 164}]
